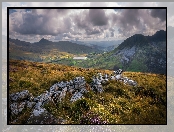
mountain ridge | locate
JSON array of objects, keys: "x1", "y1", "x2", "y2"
[
  {"x1": 9, "y1": 30, "x2": 166, "y2": 74},
  {"x1": 9, "y1": 37, "x2": 101, "y2": 62},
  {"x1": 78, "y1": 30, "x2": 166, "y2": 74}
]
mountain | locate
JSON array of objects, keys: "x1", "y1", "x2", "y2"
[
  {"x1": 39, "y1": 38, "x2": 51, "y2": 43},
  {"x1": 9, "y1": 38, "x2": 100, "y2": 54},
  {"x1": 9, "y1": 38, "x2": 101, "y2": 62},
  {"x1": 9, "y1": 30, "x2": 166, "y2": 74},
  {"x1": 81, "y1": 40, "x2": 123, "y2": 48},
  {"x1": 78, "y1": 30, "x2": 166, "y2": 74},
  {"x1": 149, "y1": 30, "x2": 166, "y2": 42},
  {"x1": 70, "y1": 40, "x2": 123, "y2": 51}
]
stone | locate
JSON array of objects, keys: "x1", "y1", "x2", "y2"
[
  {"x1": 18, "y1": 90, "x2": 29, "y2": 100},
  {"x1": 9, "y1": 71, "x2": 139, "y2": 124},
  {"x1": 113, "y1": 69, "x2": 123, "y2": 75},
  {"x1": 32, "y1": 108, "x2": 45, "y2": 116},
  {"x1": 10, "y1": 103, "x2": 18, "y2": 115},
  {"x1": 70, "y1": 92, "x2": 83, "y2": 102},
  {"x1": 27, "y1": 109, "x2": 61, "y2": 124},
  {"x1": 10, "y1": 93, "x2": 19, "y2": 101},
  {"x1": 69, "y1": 80, "x2": 73, "y2": 85},
  {"x1": 35, "y1": 102, "x2": 42, "y2": 110},
  {"x1": 97, "y1": 85, "x2": 104, "y2": 93},
  {"x1": 10, "y1": 102, "x2": 26, "y2": 115},
  {"x1": 115, "y1": 74, "x2": 122, "y2": 80},
  {"x1": 110, "y1": 75, "x2": 115, "y2": 80},
  {"x1": 10, "y1": 90, "x2": 30, "y2": 102},
  {"x1": 27, "y1": 101, "x2": 36, "y2": 108},
  {"x1": 127, "y1": 80, "x2": 137, "y2": 86},
  {"x1": 80, "y1": 88, "x2": 87, "y2": 93}
]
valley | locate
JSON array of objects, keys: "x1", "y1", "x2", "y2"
[
  {"x1": 8, "y1": 30, "x2": 167, "y2": 124},
  {"x1": 9, "y1": 30, "x2": 166, "y2": 75}
]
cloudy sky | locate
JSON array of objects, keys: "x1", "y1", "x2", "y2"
[{"x1": 2, "y1": 2, "x2": 170, "y2": 43}]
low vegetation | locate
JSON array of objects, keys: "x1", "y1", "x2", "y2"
[{"x1": 9, "y1": 59, "x2": 166, "y2": 124}]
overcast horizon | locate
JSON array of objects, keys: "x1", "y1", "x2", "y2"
[{"x1": 8, "y1": 8, "x2": 166, "y2": 43}]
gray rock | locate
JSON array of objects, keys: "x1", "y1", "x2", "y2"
[
  {"x1": 58, "y1": 87, "x2": 68, "y2": 101},
  {"x1": 70, "y1": 92, "x2": 83, "y2": 102},
  {"x1": 27, "y1": 101, "x2": 36, "y2": 108},
  {"x1": 27, "y1": 109, "x2": 62, "y2": 124},
  {"x1": 127, "y1": 79, "x2": 137, "y2": 86},
  {"x1": 10, "y1": 102, "x2": 26, "y2": 115},
  {"x1": 10, "y1": 90, "x2": 31, "y2": 101},
  {"x1": 10, "y1": 103, "x2": 18, "y2": 115},
  {"x1": 110, "y1": 75, "x2": 116, "y2": 80},
  {"x1": 115, "y1": 74, "x2": 122, "y2": 80}
]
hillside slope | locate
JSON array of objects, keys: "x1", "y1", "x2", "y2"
[
  {"x1": 9, "y1": 38, "x2": 100, "y2": 62},
  {"x1": 78, "y1": 30, "x2": 166, "y2": 74},
  {"x1": 9, "y1": 59, "x2": 166, "y2": 124}
]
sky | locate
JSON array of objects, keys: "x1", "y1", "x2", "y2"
[{"x1": 2, "y1": 2, "x2": 170, "y2": 43}]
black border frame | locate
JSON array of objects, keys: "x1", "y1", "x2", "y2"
[{"x1": 7, "y1": 7, "x2": 167, "y2": 125}]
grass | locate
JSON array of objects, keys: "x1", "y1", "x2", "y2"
[{"x1": 9, "y1": 59, "x2": 166, "y2": 124}]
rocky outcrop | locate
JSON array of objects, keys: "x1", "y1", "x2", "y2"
[
  {"x1": 9, "y1": 69, "x2": 137, "y2": 124},
  {"x1": 9, "y1": 90, "x2": 35, "y2": 116}
]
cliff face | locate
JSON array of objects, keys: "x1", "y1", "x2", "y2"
[{"x1": 81, "y1": 30, "x2": 166, "y2": 74}]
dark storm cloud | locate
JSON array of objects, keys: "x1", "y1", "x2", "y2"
[
  {"x1": 10, "y1": 9, "x2": 72, "y2": 36},
  {"x1": 114, "y1": 9, "x2": 142, "y2": 37},
  {"x1": 12, "y1": 12, "x2": 45, "y2": 35},
  {"x1": 150, "y1": 9, "x2": 166, "y2": 22},
  {"x1": 72, "y1": 9, "x2": 107, "y2": 37},
  {"x1": 89, "y1": 9, "x2": 108, "y2": 26},
  {"x1": 74, "y1": 11, "x2": 89, "y2": 30},
  {"x1": 118, "y1": 9, "x2": 141, "y2": 30},
  {"x1": 9, "y1": 9, "x2": 166, "y2": 41},
  {"x1": 112, "y1": 9, "x2": 166, "y2": 37},
  {"x1": 121, "y1": 9, "x2": 141, "y2": 27}
]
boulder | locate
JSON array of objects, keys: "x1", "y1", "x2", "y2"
[
  {"x1": 10, "y1": 101, "x2": 31, "y2": 115},
  {"x1": 10, "y1": 90, "x2": 31, "y2": 102},
  {"x1": 27, "y1": 109, "x2": 63, "y2": 124}
]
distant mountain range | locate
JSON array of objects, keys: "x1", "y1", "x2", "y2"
[
  {"x1": 9, "y1": 30, "x2": 166, "y2": 74},
  {"x1": 78, "y1": 30, "x2": 166, "y2": 74},
  {"x1": 70, "y1": 40, "x2": 123, "y2": 51},
  {"x1": 9, "y1": 38, "x2": 100, "y2": 54},
  {"x1": 9, "y1": 38, "x2": 101, "y2": 62}
]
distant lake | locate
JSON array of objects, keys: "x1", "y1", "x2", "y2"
[{"x1": 73, "y1": 57, "x2": 87, "y2": 60}]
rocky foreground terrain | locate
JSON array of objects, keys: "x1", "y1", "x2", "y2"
[
  {"x1": 8, "y1": 60, "x2": 166, "y2": 124},
  {"x1": 9, "y1": 69, "x2": 137, "y2": 124}
]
